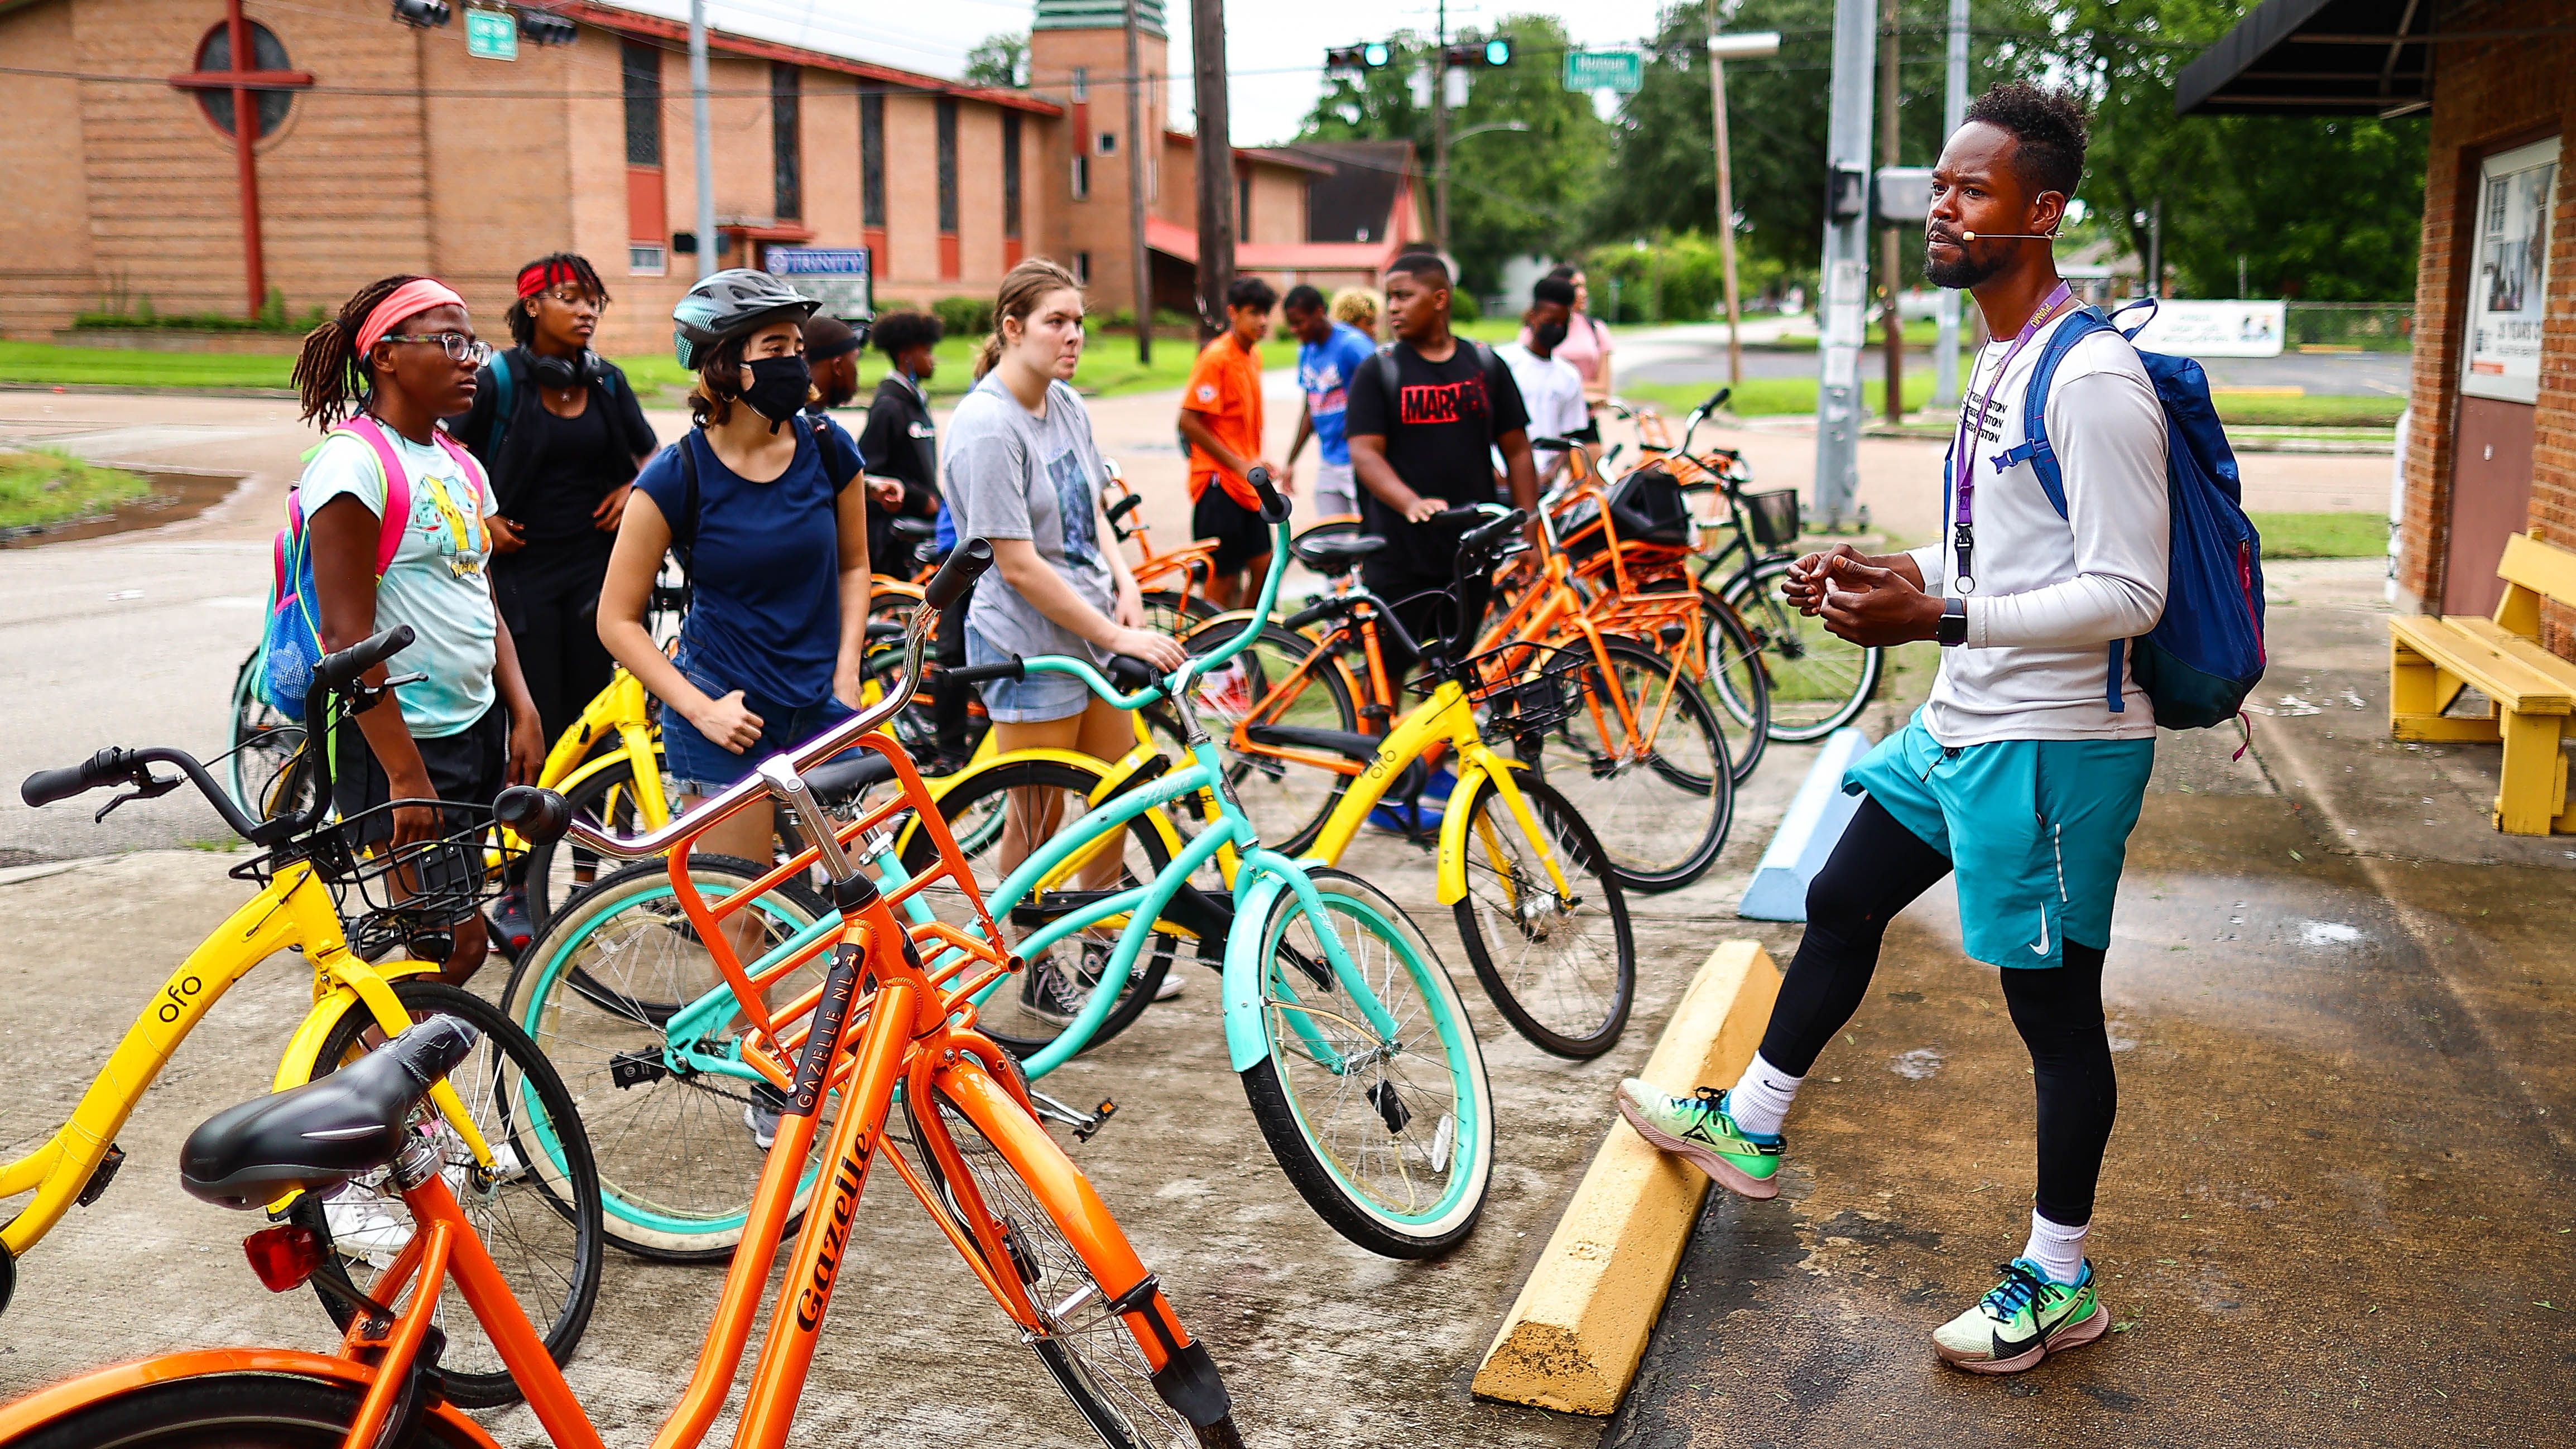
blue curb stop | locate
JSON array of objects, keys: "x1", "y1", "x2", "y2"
[{"x1": 1735, "y1": 726, "x2": 1874, "y2": 922}]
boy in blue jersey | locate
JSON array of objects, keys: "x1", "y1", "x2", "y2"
[{"x1": 1282, "y1": 284, "x2": 1377, "y2": 522}]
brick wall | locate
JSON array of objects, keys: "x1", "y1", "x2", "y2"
[
  {"x1": 2400, "y1": 0, "x2": 2576, "y2": 657},
  {"x1": 0, "y1": 0, "x2": 92, "y2": 335}
]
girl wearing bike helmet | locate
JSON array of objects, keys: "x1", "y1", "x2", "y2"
[
  {"x1": 598, "y1": 268, "x2": 871, "y2": 880},
  {"x1": 291, "y1": 274, "x2": 546, "y2": 988}
]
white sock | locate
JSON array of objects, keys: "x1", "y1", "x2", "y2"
[
  {"x1": 2023, "y1": 1211, "x2": 2089, "y2": 1286},
  {"x1": 1723, "y1": 1052, "x2": 1801, "y2": 1138}
]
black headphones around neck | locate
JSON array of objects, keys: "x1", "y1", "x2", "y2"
[{"x1": 527, "y1": 348, "x2": 606, "y2": 390}]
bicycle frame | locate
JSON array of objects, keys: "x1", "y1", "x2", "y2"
[
  {"x1": 535, "y1": 666, "x2": 669, "y2": 822},
  {"x1": 0, "y1": 860, "x2": 501, "y2": 1260}
]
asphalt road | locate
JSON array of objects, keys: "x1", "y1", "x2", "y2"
[{"x1": 1624, "y1": 338, "x2": 2411, "y2": 397}]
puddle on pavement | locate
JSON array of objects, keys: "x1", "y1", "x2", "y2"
[{"x1": 0, "y1": 468, "x2": 242, "y2": 547}]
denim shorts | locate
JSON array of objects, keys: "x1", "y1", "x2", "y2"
[
  {"x1": 964, "y1": 625, "x2": 1094, "y2": 724},
  {"x1": 662, "y1": 651, "x2": 857, "y2": 793}
]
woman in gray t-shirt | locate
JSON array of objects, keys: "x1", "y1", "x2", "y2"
[{"x1": 940, "y1": 260, "x2": 1190, "y2": 1012}]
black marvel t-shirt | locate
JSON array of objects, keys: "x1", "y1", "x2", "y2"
[{"x1": 1343, "y1": 340, "x2": 1529, "y2": 585}]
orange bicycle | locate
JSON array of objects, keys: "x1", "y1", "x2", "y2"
[
  {"x1": 0, "y1": 543, "x2": 1245, "y2": 1449},
  {"x1": 1102, "y1": 463, "x2": 1224, "y2": 636}
]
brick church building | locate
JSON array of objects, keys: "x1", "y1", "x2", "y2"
[{"x1": 0, "y1": 0, "x2": 1421, "y2": 353}]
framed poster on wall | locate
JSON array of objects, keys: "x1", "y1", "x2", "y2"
[{"x1": 2462, "y1": 137, "x2": 2558, "y2": 404}]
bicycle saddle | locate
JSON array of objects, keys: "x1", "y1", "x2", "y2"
[
  {"x1": 805, "y1": 752, "x2": 894, "y2": 807},
  {"x1": 179, "y1": 1017, "x2": 479, "y2": 1211},
  {"x1": 1289, "y1": 532, "x2": 1387, "y2": 574},
  {"x1": 889, "y1": 516, "x2": 936, "y2": 544}
]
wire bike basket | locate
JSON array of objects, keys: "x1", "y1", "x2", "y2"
[
  {"x1": 1422, "y1": 639, "x2": 1595, "y2": 748},
  {"x1": 234, "y1": 800, "x2": 523, "y2": 961}
]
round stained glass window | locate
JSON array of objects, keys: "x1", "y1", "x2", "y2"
[{"x1": 194, "y1": 21, "x2": 294, "y2": 139}]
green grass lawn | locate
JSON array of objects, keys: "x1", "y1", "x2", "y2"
[
  {"x1": 2204, "y1": 393, "x2": 2404, "y2": 427},
  {"x1": 2249, "y1": 511, "x2": 2388, "y2": 559},
  {"x1": 1749, "y1": 317, "x2": 1946, "y2": 350},
  {"x1": 0, "y1": 447, "x2": 151, "y2": 531},
  {"x1": 0, "y1": 342, "x2": 296, "y2": 391}
]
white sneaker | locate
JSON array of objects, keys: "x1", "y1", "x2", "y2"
[
  {"x1": 745, "y1": 1102, "x2": 780, "y2": 1150},
  {"x1": 324, "y1": 1186, "x2": 413, "y2": 1267},
  {"x1": 1154, "y1": 971, "x2": 1186, "y2": 1002}
]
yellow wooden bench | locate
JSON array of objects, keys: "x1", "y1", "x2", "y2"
[{"x1": 2388, "y1": 531, "x2": 2576, "y2": 834}]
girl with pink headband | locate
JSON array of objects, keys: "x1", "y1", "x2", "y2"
[{"x1": 286, "y1": 274, "x2": 546, "y2": 999}]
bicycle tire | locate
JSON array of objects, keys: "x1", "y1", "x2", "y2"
[
  {"x1": 1182, "y1": 619, "x2": 1362, "y2": 854},
  {"x1": 289, "y1": 980, "x2": 603, "y2": 1410},
  {"x1": 1239, "y1": 866, "x2": 1494, "y2": 1257},
  {"x1": 1141, "y1": 587, "x2": 1219, "y2": 640},
  {"x1": 2, "y1": 1372, "x2": 484, "y2": 1449},
  {"x1": 902, "y1": 1070, "x2": 1246, "y2": 1448},
  {"x1": 502, "y1": 854, "x2": 835, "y2": 1262},
  {"x1": 1720, "y1": 556, "x2": 1882, "y2": 741},
  {"x1": 228, "y1": 646, "x2": 314, "y2": 821},
  {"x1": 900, "y1": 758, "x2": 1179, "y2": 1061},
  {"x1": 1527, "y1": 637, "x2": 1734, "y2": 893},
  {"x1": 1448, "y1": 771, "x2": 1637, "y2": 1058},
  {"x1": 520, "y1": 753, "x2": 673, "y2": 935},
  {"x1": 1686, "y1": 586, "x2": 1771, "y2": 781}
]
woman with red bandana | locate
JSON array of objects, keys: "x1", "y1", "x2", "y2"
[{"x1": 448, "y1": 253, "x2": 659, "y2": 951}]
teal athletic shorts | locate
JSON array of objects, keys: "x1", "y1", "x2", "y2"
[{"x1": 1842, "y1": 714, "x2": 2154, "y2": 969}]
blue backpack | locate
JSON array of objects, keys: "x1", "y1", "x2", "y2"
[{"x1": 2002, "y1": 299, "x2": 2266, "y2": 730}]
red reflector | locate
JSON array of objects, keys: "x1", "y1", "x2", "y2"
[{"x1": 243, "y1": 1224, "x2": 324, "y2": 1292}]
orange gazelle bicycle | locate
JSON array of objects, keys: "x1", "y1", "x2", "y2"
[{"x1": 0, "y1": 544, "x2": 1245, "y2": 1449}]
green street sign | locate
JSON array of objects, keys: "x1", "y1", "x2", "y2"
[
  {"x1": 465, "y1": 7, "x2": 517, "y2": 61},
  {"x1": 1561, "y1": 49, "x2": 1642, "y2": 94}
]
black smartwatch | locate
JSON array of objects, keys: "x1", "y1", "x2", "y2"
[{"x1": 1937, "y1": 596, "x2": 1968, "y2": 647}]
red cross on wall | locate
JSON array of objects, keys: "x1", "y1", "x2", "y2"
[{"x1": 165, "y1": 0, "x2": 313, "y2": 312}]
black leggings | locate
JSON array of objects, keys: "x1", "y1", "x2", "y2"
[{"x1": 1760, "y1": 796, "x2": 2118, "y2": 1226}]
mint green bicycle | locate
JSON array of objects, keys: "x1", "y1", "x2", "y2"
[{"x1": 917, "y1": 471, "x2": 1496, "y2": 1258}]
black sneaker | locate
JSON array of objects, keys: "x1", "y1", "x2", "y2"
[
  {"x1": 488, "y1": 888, "x2": 535, "y2": 960},
  {"x1": 1019, "y1": 942, "x2": 1113, "y2": 1026}
]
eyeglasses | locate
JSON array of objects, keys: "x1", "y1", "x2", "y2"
[
  {"x1": 536, "y1": 287, "x2": 604, "y2": 310},
  {"x1": 381, "y1": 333, "x2": 493, "y2": 365}
]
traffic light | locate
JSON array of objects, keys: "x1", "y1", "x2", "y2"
[
  {"x1": 518, "y1": 6, "x2": 576, "y2": 44},
  {"x1": 1484, "y1": 36, "x2": 1513, "y2": 66},
  {"x1": 1326, "y1": 42, "x2": 1395, "y2": 72},
  {"x1": 1441, "y1": 37, "x2": 1513, "y2": 67},
  {"x1": 391, "y1": 0, "x2": 450, "y2": 26}
]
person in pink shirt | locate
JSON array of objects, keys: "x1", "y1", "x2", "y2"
[{"x1": 1521, "y1": 264, "x2": 1614, "y2": 407}]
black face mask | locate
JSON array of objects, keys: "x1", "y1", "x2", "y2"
[
  {"x1": 740, "y1": 355, "x2": 813, "y2": 430},
  {"x1": 1532, "y1": 321, "x2": 1570, "y2": 353}
]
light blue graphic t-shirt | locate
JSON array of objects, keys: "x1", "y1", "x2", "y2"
[
  {"x1": 296, "y1": 428, "x2": 498, "y2": 738},
  {"x1": 1298, "y1": 321, "x2": 1377, "y2": 466}
]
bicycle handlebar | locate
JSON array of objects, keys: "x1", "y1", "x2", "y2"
[
  {"x1": 922, "y1": 538, "x2": 995, "y2": 612},
  {"x1": 313, "y1": 624, "x2": 416, "y2": 694}
]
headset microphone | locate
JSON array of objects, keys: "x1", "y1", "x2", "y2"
[{"x1": 1958, "y1": 230, "x2": 2060, "y2": 241}]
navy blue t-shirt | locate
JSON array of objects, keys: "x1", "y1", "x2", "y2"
[{"x1": 635, "y1": 418, "x2": 861, "y2": 708}]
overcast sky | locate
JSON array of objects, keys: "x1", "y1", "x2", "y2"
[{"x1": 616, "y1": 0, "x2": 1679, "y2": 145}]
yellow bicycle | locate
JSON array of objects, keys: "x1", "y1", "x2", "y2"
[{"x1": 12, "y1": 625, "x2": 603, "y2": 1409}]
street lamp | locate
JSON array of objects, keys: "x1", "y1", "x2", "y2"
[{"x1": 1706, "y1": 26, "x2": 1780, "y2": 386}]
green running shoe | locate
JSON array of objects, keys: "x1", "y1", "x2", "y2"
[
  {"x1": 1614, "y1": 1080, "x2": 1784, "y2": 1200},
  {"x1": 1931, "y1": 1258, "x2": 2108, "y2": 1374}
]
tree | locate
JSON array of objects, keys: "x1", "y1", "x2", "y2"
[
  {"x1": 963, "y1": 32, "x2": 1029, "y2": 89},
  {"x1": 1296, "y1": 16, "x2": 1611, "y2": 295}
]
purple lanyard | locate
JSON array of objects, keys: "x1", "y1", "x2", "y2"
[{"x1": 1949, "y1": 281, "x2": 2074, "y2": 594}]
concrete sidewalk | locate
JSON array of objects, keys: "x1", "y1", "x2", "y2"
[{"x1": 1590, "y1": 560, "x2": 2576, "y2": 1446}]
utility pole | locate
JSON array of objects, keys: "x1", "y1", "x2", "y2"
[
  {"x1": 1933, "y1": 0, "x2": 1965, "y2": 405},
  {"x1": 1708, "y1": 26, "x2": 1781, "y2": 389},
  {"x1": 2148, "y1": 197, "x2": 2164, "y2": 298},
  {"x1": 1190, "y1": 0, "x2": 1234, "y2": 340},
  {"x1": 1812, "y1": 0, "x2": 1876, "y2": 528},
  {"x1": 1124, "y1": 0, "x2": 1152, "y2": 363},
  {"x1": 689, "y1": 0, "x2": 715, "y2": 280},
  {"x1": 1877, "y1": 0, "x2": 1904, "y2": 425},
  {"x1": 1430, "y1": 0, "x2": 1450, "y2": 248}
]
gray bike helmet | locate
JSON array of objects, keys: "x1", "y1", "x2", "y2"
[{"x1": 671, "y1": 268, "x2": 820, "y2": 369}]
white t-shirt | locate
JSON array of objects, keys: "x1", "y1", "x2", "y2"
[
  {"x1": 1904, "y1": 314, "x2": 2170, "y2": 744},
  {"x1": 1495, "y1": 342, "x2": 1587, "y2": 474},
  {"x1": 297, "y1": 428, "x2": 498, "y2": 738}
]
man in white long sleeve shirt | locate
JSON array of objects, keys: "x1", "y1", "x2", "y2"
[{"x1": 1617, "y1": 83, "x2": 2166, "y2": 1379}]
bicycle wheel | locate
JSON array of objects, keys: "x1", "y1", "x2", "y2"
[
  {"x1": 502, "y1": 855, "x2": 835, "y2": 1262},
  {"x1": 1686, "y1": 588, "x2": 1771, "y2": 782},
  {"x1": 228, "y1": 647, "x2": 314, "y2": 821},
  {"x1": 288, "y1": 980, "x2": 603, "y2": 1410},
  {"x1": 1448, "y1": 771, "x2": 1636, "y2": 1058},
  {"x1": 1239, "y1": 866, "x2": 1493, "y2": 1257},
  {"x1": 1720, "y1": 556, "x2": 1882, "y2": 740},
  {"x1": 520, "y1": 753, "x2": 674, "y2": 933},
  {"x1": 1142, "y1": 588, "x2": 1218, "y2": 640},
  {"x1": 1527, "y1": 637, "x2": 1733, "y2": 892},
  {"x1": 1182, "y1": 619, "x2": 1361, "y2": 854},
  {"x1": 3, "y1": 1373, "x2": 483, "y2": 1449},
  {"x1": 898, "y1": 759, "x2": 1179, "y2": 1062},
  {"x1": 903, "y1": 1072, "x2": 1246, "y2": 1448}
]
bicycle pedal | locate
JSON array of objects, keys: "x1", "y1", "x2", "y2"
[
  {"x1": 76, "y1": 1143, "x2": 125, "y2": 1207},
  {"x1": 1073, "y1": 1099, "x2": 1119, "y2": 1143},
  {"x1": 608, "y1": 1048, "x2": 669, "y2": 1089}
]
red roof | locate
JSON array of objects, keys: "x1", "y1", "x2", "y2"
[{"x1": 1143, "y1": 216, "x2": 1402, "y2": 273}]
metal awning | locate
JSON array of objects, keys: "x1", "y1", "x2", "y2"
[{"x1": 2175, "y1": 0, "x2": 2436, "y2": 117}]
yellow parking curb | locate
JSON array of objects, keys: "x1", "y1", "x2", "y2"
[{"x1": 1470, "y1": 940, "x2": 1783, "y2": 1416}]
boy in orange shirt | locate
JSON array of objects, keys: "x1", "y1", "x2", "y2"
[{"x1": 1179, "y1": 276, "x2": 1283, "y2": 609}]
